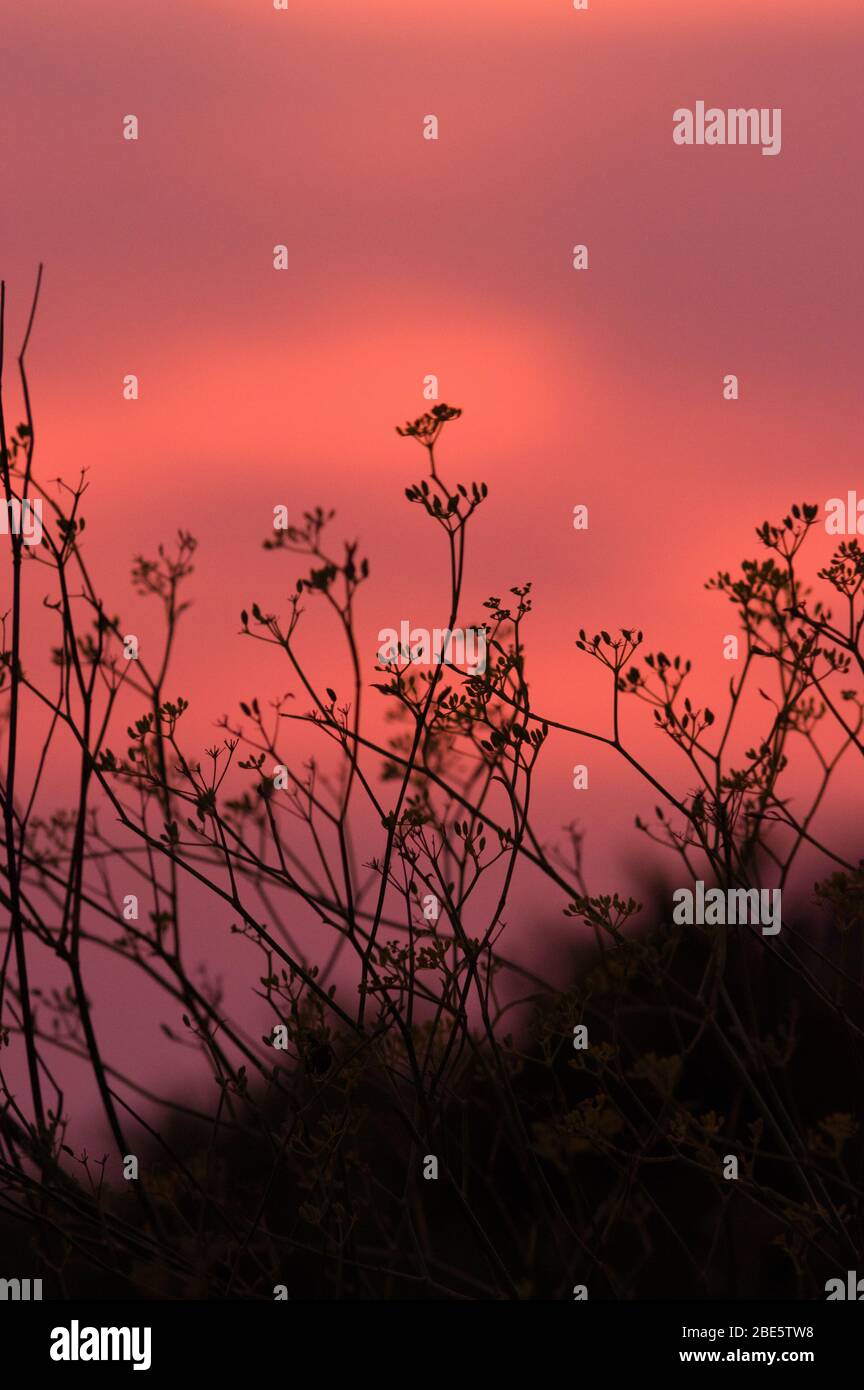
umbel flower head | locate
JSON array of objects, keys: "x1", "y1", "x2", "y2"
[{"x1": 395, "y1": 403, "x2": 462, "y2": 449}]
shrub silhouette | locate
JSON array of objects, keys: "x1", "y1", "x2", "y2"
[{"x1": 1, "y1": 277, "x2": 862, "y2": 1298}]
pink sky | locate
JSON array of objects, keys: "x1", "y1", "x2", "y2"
[
  {"x1": 2, "y1": 0, "x2": 862, "y2": 1126},
  {"x1": 3, "y1": 0, "x2": 861, "y2": 868}
]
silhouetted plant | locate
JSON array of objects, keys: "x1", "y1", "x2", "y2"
[{"x1": 1, "y1": 278, "x2": 862, "y2": 1299}]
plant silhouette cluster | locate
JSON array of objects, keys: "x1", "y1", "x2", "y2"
[{"x1": 1, "y1": 279, "x2": 863, "y2": 1299}]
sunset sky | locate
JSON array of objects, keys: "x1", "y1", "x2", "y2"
[{"x1": 2, "y1": 0, "x2": 862, "y2": 1116}]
